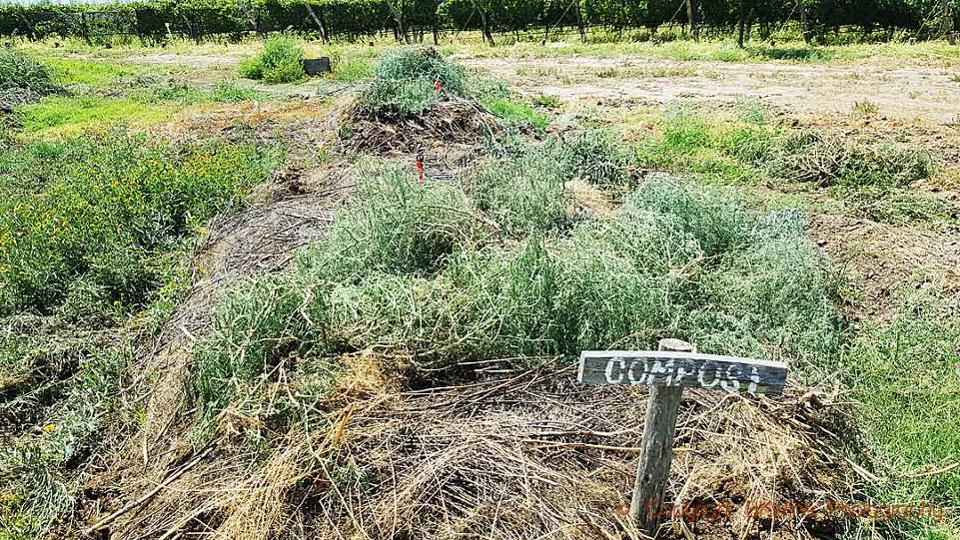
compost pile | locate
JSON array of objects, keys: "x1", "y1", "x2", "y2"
[{"x1": 71, "y1": 49, "x2": 867, "y2": 540}]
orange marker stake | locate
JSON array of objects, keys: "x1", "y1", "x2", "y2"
[{"x1": 416, "y1": 153, "x2": 424, "y2": 184}]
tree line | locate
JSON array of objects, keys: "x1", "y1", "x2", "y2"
[{"x1": 0, "y1": 0, "x2": 956, "y2": 45}]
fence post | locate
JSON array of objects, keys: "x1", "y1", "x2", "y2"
[{"x1": 80, "y1": 12, "x2": 92, "y2": 45}]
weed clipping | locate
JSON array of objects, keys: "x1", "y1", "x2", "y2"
[
  {"x1": 0, "y1": 48, "x2": 55, "y2": 109},
  {"x1": 187, "y1": 140, "x2": 840, "y2": 447}
]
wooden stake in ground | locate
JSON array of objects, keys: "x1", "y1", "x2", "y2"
[{"x1": 577, "y1": 339, "x2": 788, "y2": 536}]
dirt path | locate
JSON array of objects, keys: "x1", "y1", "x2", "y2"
[{"x1": 464, "y1": 55, "x2": 960, "y2": 125}]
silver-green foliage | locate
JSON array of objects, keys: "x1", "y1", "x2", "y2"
[
  {"x1": 360, "y1": 47, "x2": 467, "y2": 117},
  {"x1": 190, "y1": 139, "x2": 840, "y2": 436}
]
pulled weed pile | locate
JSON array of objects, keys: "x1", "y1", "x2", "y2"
[
  {"x1": 342, "y1": 47, "x2": 502, "y2": 154},
  {"x1": 360, "y1": 47, "x2": 468, "y2": 117},
  {"x1": 192, "y1": 153, "x2": 836, "y2": 401},
  {"x1": 639, "y1": 104, "x2": 934, "y2": 191},
  {"x1": 0, "y1": 48, "x2": 55, "y2": 109},
  {"x1": 755, "y1": 131, "x2": 934, "y2": 189}
]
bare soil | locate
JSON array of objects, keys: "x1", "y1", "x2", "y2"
[
  {"x1": 465, "y1": 56, "x2": 960, "y2": 126},
  {"x1": 807, "y1": 213, "x2": 960, "y2": 322},
  {"x1": 128, "y1": 53, "x2": 244, "y2": 70}
]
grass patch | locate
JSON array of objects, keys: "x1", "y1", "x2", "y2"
[
  {"x1": 852, "y1": 99, "x2": 880, "y2": 119},
  {"x1": 132, "y1": 78, "x2": 269, "y2": 105},
  {"x1": 15, "y1": 96, "x2": 173, "y2": 135},
  {"x1": 42, "y1": 57, "x2": 135, "y2": 88},
  {"x1": 533, "y1": 94, "x2": 562, "y2": 108},
  {"x1": 837, "y1": 291, "x2": 960, "y2": 536},
  {"x1": 239, "y1": 36, "x2": 306, "y2": 84},
  {"x1": 636, "y1": 105, "x2": 763, "y2": 183},
  {"x1": 483, "y1": 98, "x2": 548, "y2": 130}
]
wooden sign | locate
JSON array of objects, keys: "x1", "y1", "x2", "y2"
[
  {"x1": 577, "y1": 349, "x2": 787, "y2": 396},
  {"x1": 577, "y1": 339, "x2": 789, "y2": 536}
]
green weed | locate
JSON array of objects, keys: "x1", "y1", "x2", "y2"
[
  {"x1": 209, "y1": 80, "x2": 267, "y2": 102},
  {"x1": 0, "y1": 132, "x2": 279, "y2": 316},
  {"x1": 239, "y1": 36, "x2": 306, "y2": 84},
  {"x1": 853, "y1": 99, "x2": 880, "y2": 118},
  {"x1": 0, "y1": 130, "x2": 284, "y2": 537},
  {"x1": 132, "y1": 79, "x2": 267, "y2": 105},
  {"x1": 301, "y1": 163, "x2": 488, "y2": 280},
  {"x1": 637, "y1": 106, "x2": 933, "y2": 190}
]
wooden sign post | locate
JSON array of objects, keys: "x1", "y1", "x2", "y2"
[{"x1": 577, "y1": 338, "x2": 788, "y2": 536}]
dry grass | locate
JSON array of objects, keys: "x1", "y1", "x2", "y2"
[{"x1": 95, "y1": 361, "x2": 854, "y2": 540}]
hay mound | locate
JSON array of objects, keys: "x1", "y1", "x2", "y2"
[
  {"x1": 93, "y1": 359, "x2": 854, "y2": 540},
  {"x1": 340, "y1": 99, "x2": 496, "y2": 156},
  {"x1": 318, "y1": 367, "x2": 851, "y2": 540}
]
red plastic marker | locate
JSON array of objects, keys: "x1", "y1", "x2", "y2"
[{"x1": 416, "y1": 153, "x2": 424, "y2": 184}]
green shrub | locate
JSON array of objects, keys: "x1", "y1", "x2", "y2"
[
  {"x1": 360, "y1": 47, "x2": 467, "y2": 117},
  {"x1": 239, "y1": 37, "x2": 305, "y2": 84},
  {"x1": 563, "y1": 130, "x2": 634, "y2": 186},
  {"x1": 466, "y1": 132, "x2": 632, "y2": 237},
  {"x1": 299, "y1": 163, "x2": 488, "y2": 281},
  {"x1": 468, "y1": 143, "x2": 572, "y2": 237}
]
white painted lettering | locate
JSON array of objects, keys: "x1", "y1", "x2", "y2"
[
  {"x1": 698, "y1": 362, "x2": 720, "y2": 388},
  {"x1": 605, "y1": 357, "x2": 626, "y2": 384}
]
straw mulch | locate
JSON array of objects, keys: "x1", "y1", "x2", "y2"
[{"x1": 86, "y1": 356, "x2": 854, "y2": 540}]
